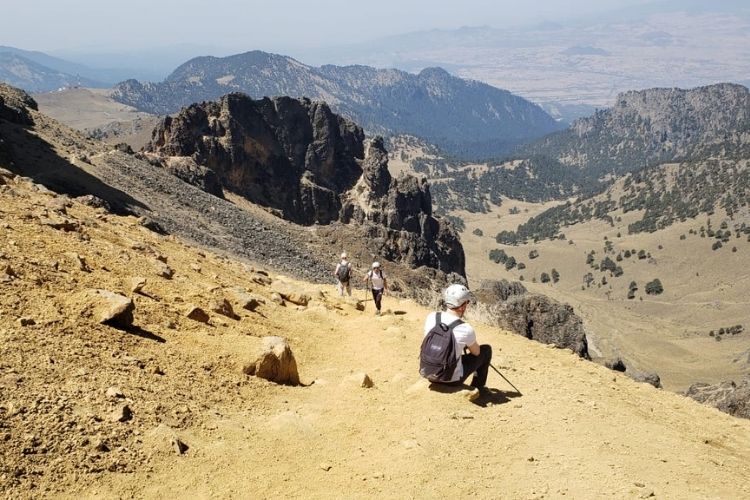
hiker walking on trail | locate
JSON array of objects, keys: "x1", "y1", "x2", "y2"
[
  {"x1": 334, "y1": 252, "x2": 352, "y2": 297},
  {"x1": 420, "y1": 284, "x2": 492, "y2": 398},
  {"x1": 363, "y1": 261, "x2": 387, "y2": 315}
]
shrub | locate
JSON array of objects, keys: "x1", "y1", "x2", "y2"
[
  {"x1": 489, "y1": 249, "x2": 509, "y2": 263},
  {"x1": 627, "y1": 289, "x2": 636, "y2": 300},
  {"x1": 472, "y1": 228, "x2": 484, "y2": 237},
  {"x1": 645, "y1": 279, "x2": 664, "y2": 295},
  {"x1": 540, "y1": 272, "x2": 550, "y2": 283},
  {"x1": 551, "y1": 269, "x2": 560, "y2": 283},
  {"x1": 637, "y1": 250, "x2": 647, "y2": 259},
  {"x1": 529, "y1": 249, "x2": 539, "y2": 259},
  {"x1": 505, "y1": 256, "x2": 517, "y2": 270},
  {"x1": 712, "y1": 241, "x2": 722, "y2": 251},
  {"x1": 517, "y1": 262, "x2": 526, "y2": 270}
]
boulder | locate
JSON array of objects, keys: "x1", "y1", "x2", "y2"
[
  {"x1": 83, "y1": 289, "x2": 135, "y2": 329},
  {"x1": 685, "y1": 378, "x2": 750, "y2": 419},
  {"x1": 243, "y1": 336, "x2": 300, "y2": 386},
  {"x1": 604, "y1": 358, "x2": 627, "y2": 372},
  {"x1": 626, "y1": 369, "x2": 662, "y2": 388},
  {"x1": 477, "y1": 291, "x2": 589, "y2": 358}
]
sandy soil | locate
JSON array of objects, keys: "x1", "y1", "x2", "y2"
[{"x1": 2, "y1": 163, "x2": 750, "y2": 499}]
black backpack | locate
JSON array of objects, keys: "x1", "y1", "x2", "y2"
[
  {"x1": 419, "y1": 312, "x2": 462, "y2": 382},
  {"x1": 336, "y1": 262, "x2": 350, "y2": 282}
]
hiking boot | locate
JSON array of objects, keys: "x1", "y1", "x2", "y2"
[
  {"x1": 464, "y1": 387, "x2": 481, "y2": 402},
  {"x1": 375, "y1": 310, "x2": 381, "y2": 316}
]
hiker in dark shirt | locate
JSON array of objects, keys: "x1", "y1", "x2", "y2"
[{"x1": 334, "y1": 252, "x2": 352, "y2": 296}]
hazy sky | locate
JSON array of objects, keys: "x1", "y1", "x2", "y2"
[{"x1": 3, "y1": 0, "x2": 658, "y2": 53}]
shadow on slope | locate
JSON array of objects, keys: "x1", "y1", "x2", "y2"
[{"x1": 0, "y1": 119, "x2": 148, "y2": 215}]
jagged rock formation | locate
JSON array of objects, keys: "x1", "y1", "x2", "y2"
[
  {"x1": 144, "y1": 94, "x2": 465, "y2": 275},
  {"x1": 685, "y1": 378, "x2": 750, "y2": 420},
  {"x1": 472, "y1": 279, "x2": 589, "y2": 358},
  {"x1": 113, "y1": 50, "x2": 560, "y2": 157}
]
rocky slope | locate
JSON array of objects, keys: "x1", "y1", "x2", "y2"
[
  {"x1": 2, "y1": 151, "x2": 750, "y2": 499},
  {"x1": 112, "y1": 50, "x2": 561, "y2": 157},
  {"x1": 143, "y1": 93, "x2": 465, "y2": 275}
]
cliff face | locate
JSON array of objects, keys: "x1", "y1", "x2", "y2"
[
  {"x1": 527, "y1": 83, "x2": 750, "y2": 177},
  {"x1": 144, "y1": 94, "x2": 465, "y2": 276}
]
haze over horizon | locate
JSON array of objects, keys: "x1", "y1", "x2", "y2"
[{"x1": 0, "y1": 0, "x2": 699, "y2": 55}]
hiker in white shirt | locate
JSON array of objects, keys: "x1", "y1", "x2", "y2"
[
  {"x1": 363, "y1": 261, "x2": 387, "y2": 315},
  {"x1": 334, "y1": 252, "x2": 352, "y2": 296},
  {"x1": 423, "y1": 284, "x2": 492, "y2": 397}
]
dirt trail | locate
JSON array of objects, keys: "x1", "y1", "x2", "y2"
[{"x1": 2, "y1": 175, "x2": 750, "y2": 499}]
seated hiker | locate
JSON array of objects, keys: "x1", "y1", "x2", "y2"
[
  {"x1": 420, "y1": 284, "x2": 492, "y2": 395},
  {"x1": 334, "y1": 252, "x2": 352, "y2": 297},
  {"x1": 363, "y1": 261, "x2": 387, "y2": 315}
]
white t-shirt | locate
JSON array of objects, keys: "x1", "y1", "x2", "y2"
[
  {"x1": 423, "y1": 310, "x2": 477, "y2": 382},
  {"x1": 366, "y1": 269, "x2": 386, "y2": 290}
]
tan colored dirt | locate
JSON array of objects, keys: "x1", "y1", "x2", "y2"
[{"x1": 1, "y1": 176, "x2": 750, "y2": 499}]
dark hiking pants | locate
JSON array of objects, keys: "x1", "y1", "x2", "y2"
[
  {"x1": 459, "y1": 344, "x2": 493, "y2": 388},
  {"x1": 371, "y1": 288, "x2": 384, "y2": 311}
]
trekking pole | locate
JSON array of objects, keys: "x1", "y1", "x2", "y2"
[{"x1": 490, "y1": 363, "x2": 522, "y2": 395}]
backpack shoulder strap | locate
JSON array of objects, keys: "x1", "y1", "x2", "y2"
[{"x1": 446, "y1": 318, "x2": 463, "y2": 330}]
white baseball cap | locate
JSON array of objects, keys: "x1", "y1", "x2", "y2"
[{"x1": 372, "y1": 261, "x2": 380, "y2": 268}]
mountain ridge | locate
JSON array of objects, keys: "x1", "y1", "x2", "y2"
[{"x1": 111, "y1": 50, "x2": 561, "y2": 157}]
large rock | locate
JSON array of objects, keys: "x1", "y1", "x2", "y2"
[
  {"x1": 473, "y1": 280, "x2": 588, "y2": 358},
  {"x1": 243, "y1": 336, "x2": 300, "y2": 385},
  {"x1": 685, "y1": 378, "x2": 750, "y2": 419},
  {"x1": 145, "y1": 94, "x2": 364, "y2": 225},
  {"x1": 144, "y1": 95, "x2": 465, "y2": 276},
  {"x1": 82, "y1": 289, "x2": 135, "y2": 329}
]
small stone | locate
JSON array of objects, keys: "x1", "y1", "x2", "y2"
[
  {"x1": 319, "y1": 462, "x2": 332, "y2": 471},
  {"x1": 128, "y1": 277, "x2": 146, "y2": 294},
  {"x1": 190, "y1": 264, "x2": 201, "y2": 273},
  {"x1": 93, "y1": 438, "x2": 110, "y2": 452},
  {"x1": 210, "y1": 298, "x2": 236, "y2": 319},
  {"x1": 105, "y1": 387, "x2": 125, "y2": 399},
  {"x1": 152, "y1": 260, "x2": 174, "y2": 279},
  {"x1": 527, "y1": 456, "x2": 535, "y2": 462},
  {"x1": 152, "y1": 366, "x2": 164, "y2": 375},
  {"x1": 65, "y1": 252, "x2": 90, "y2": 272},
  {"x1": 270, "y1": 293, "x2": 285, "y2": 306},
  {"x1": 171, "y1": 436, "x2": 189, "y2": 455},
  {"x1": 111, "y1": 405, "x2": 132, "y2": 423},
  {"x1": 16, "y1": 317, "x2": 35, "y2": 327},
  {"x1": 186, "y1": 306, "x2": 210, "y2": 323}
]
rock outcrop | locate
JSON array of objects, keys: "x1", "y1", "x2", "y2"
[
  {"x1": 685, "y1": 378, "x2": 750, "y2": 420},
  {"x1": 472, "y1": 279, "x2": 589, "y2": 358},
  {"x1": 144, "y1": 94, "x2": 465, "y2": 276}
]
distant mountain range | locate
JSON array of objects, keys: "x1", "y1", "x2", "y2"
[
  {"x1": 0, "y1": 50, "x2": 103, "y2": 92},
  {"x1": 296, "y1": 5, "x2": 750, "y2": 111},
  {"x1": 111, "y1": 50, "x2": 562, "y2": 157}
]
